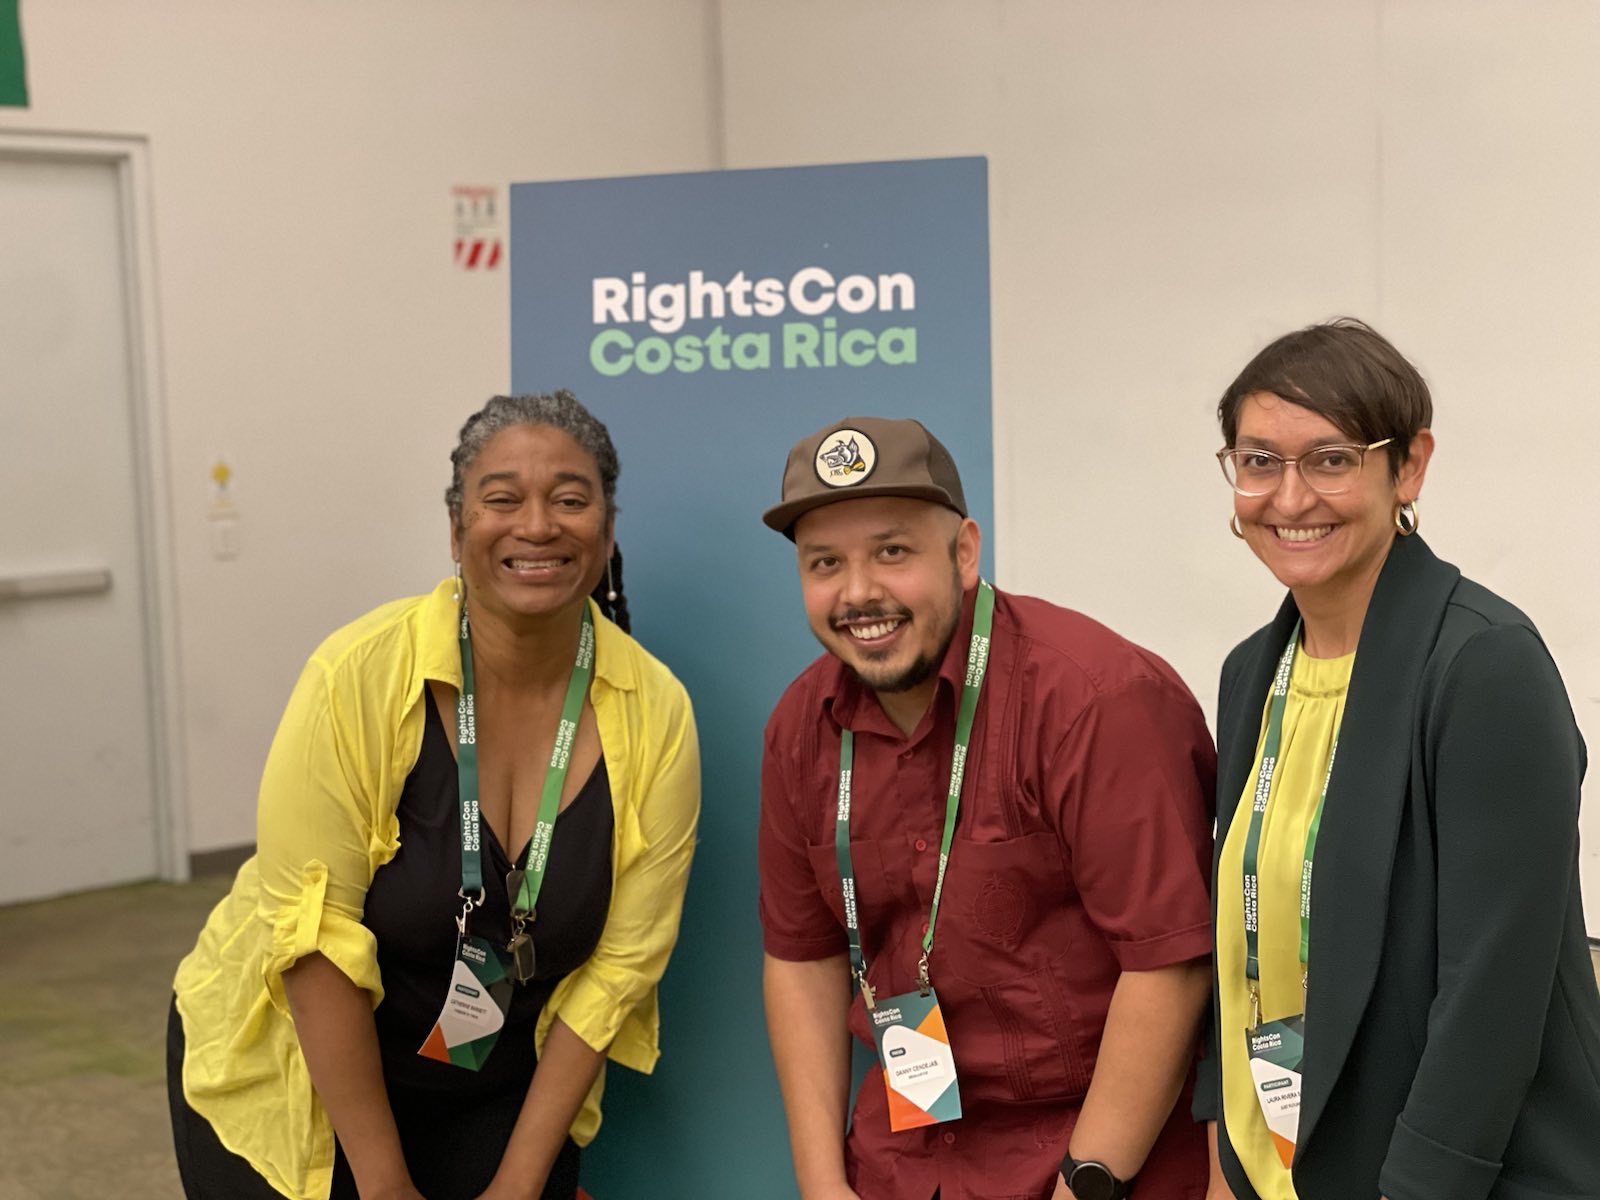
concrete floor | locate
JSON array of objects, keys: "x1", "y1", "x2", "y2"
[
  {"x1": 1, "y1": 877, "x2": 1598, "y2": 1199},
  {"x1": 0, "y1": 876, "x2": 231, "y2": 1200}
]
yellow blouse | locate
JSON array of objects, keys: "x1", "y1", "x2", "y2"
[
  {"x1": 172, "y1": 580, "x2": 700, "y2": 1200},
  {"x1": 1216, "y1": 646, "x2": 1353, "y2": 1200}
]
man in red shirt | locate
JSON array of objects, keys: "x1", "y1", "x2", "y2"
[{"x1": 759, "y1": 417, "x2": 1216, "y2": 1200}]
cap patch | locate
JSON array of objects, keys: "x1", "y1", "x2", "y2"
[{"x1": 814, "y1": 428, "x2": 878, "y2": 488}]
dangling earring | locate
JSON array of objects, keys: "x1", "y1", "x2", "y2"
[
  {"x1": 1393, "y1": 499, "x2": 1420, "y2": 536},
  {"x1": 1229, "y1": 514, "x2": 1246, "y2": 540},
  {"x1": 452, "y1": 561, "x2": 464, "y2": 602},
  {"x1": 605, "y1": 558, "x2": 619, "y2": 603}
]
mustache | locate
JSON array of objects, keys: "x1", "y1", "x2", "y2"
[{"x1": 831, "y1": 605, "x2": 911, "y2": 628}]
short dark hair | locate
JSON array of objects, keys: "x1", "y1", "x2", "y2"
[{"x1": 1217, "y1": 318, "x2": 1433, "y2": 478}]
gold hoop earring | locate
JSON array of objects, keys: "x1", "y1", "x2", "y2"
[
  {"x1": 1393, "y1": 499, "x2": 1420, "y2": 536},
  {"x1": 1230, "y1": 514, "x2": 1246, "y2": 540}
]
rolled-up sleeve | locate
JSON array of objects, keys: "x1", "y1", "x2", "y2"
[
  {"x1": 1057, "y1": 676, "x2": 1217, "y2": 971},
  {"x1": 758, "y1": 718, "x2": 849, "y2": 963},
  {"x1": 552, "y1": 681, "x2": 700, "y2": 1063},
  {"x1": 254, "y1": 656, "x2": 386, "y2": 1012}
]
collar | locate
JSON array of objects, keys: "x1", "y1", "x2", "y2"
[
  {"x1": 824, "y1": 584, "x2": 981, "y2": 739},
  {"x1": 417, "y1": 578, "x2": 637, "y2": 693}
]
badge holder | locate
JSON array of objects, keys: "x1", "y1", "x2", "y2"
[
  {"x1": 1244, "y1": 979, "x2": 1304, "y2": 1169},
  {"x1": 867, "y1": 955, "x2": 962, "y2": 1131},
  {"x1": 418, "y1": 887, "x2": 512, "y2": 1070}
]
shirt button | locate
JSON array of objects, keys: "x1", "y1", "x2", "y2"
[
  {"x1": 942, "y1": 1130, "x2": 957, "y2": 1145},
  {"x1": 921, "y1": 920, "x2": 930, "y2": 935},
  {"x1": 914, "y1": 838, "x2": 928, "y2": 852}
]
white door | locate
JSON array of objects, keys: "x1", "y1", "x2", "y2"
[{"x1": 0, "y1": 153, "x2": 162, "y2": 903}]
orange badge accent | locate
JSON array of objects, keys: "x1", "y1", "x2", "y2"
[
  {"x1": 1270, "y1": 1131, "x2": 1295, "y2": 1169},
  {"x1": 883, "y1": 1068, "x2": 939, "y2": 1129},
  {"x1": 418, "y1": 1024, "x2": 451, "y2": 1063},
  {"x1": 916, "y1": 1003, "x2": 950, "y2": 1045}
]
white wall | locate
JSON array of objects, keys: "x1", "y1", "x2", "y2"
[
  {"x1": 717, "y1": 0, "x2": 1600, "y2": 929},
  {"x1": 4, "y1": 1, "x2": 1596, "y2": 924},
  {"x1": 4, "y1": 0, "x2": 721, "y2": 850},
  {"x1": 1379, "y1": 3, "x2": 1600, "y2": 926}
]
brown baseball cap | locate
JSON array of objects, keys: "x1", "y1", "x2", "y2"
[{"x1": 762, "y1": 416, "x2": 968, "y2": 539}]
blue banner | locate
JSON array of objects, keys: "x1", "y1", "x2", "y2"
[{"x1": 511, "y1": 157, "x2": 991, "y2": 1197}]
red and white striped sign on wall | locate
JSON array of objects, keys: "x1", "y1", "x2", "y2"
[
  {"x1": 452, "y1": 184, "x2": 503, "y2": 270},
  {"x1": 455, "y1": 236, "x2": 501, "y2": 269}
]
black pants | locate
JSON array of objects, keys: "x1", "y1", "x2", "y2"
[{"x1": 167, "y1": 996, "x2": 580, "y2": 1199}]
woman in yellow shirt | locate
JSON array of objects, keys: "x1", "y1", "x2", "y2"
[
  {"x1": 1197, "y1": 321, "x2": 1600, "y2": 1200},
  {"x1": 167, "y1": 391, "x2": 700, "y2": 1200}
]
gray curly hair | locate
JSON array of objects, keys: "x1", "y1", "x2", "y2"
[{"x1": 445, "y1": 391, "x2": 619, "y2": 526}]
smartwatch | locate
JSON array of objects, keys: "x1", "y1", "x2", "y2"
[{"x1": 1064, "y1": 1157, "x2": 1133, "y2": 1200}]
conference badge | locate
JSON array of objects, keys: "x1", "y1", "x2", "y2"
[
  {"x1": 871, "y1": 988, "x2": 962, "y2": 1130},
  {"x1": 1245, "y1": 1013, "x2": 1305, "y2": 1167},
  {"x1": 418, "y1": 933, "x2": 512, "y2": 1070}
]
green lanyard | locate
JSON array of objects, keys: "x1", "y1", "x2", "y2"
[
  {"x1": 835, "y1": 581, "x2": 995, "y2": 1008},
  {"x1": 456, "y1": 601, "x2": 595, "y2": 930},
  {"x1": 1240, "y1": 620, "x2": 1338, "y2": 1026}
]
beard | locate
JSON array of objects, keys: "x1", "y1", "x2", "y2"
[
  {"x1": 834, "y1": 594, "x2": 962, "y2": 696},
  {"x1": 844, "y1": 646, "x2": 944, "y2": 695}
]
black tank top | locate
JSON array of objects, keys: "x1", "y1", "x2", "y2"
[{"x1": 362, "y1": 692, "x2": 614, "y2": 1097}]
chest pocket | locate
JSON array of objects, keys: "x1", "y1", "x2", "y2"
[
  {"x1": 932, "y1": 832, "x2": 1074, "y2": 984},
  {"x1": 805, "y1": 838, "x2": 893, "y2": 934}
]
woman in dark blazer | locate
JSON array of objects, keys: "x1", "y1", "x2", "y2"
[{"x1": 1196, "y1": 319, "x2": 1600, "y2": 1200}]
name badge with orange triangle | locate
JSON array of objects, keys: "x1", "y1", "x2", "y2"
[
  {"x1": 870, "y1": 987, "x2": 962, "y2": 1130},
  {"x1": 418, "y1": 934, "x2": 511, "y2": 1070},
  {"x1": 1245, "y1": 1013, "x2": 1304, "y2": 1167}
]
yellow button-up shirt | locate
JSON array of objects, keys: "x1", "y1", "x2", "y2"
[{"x1": 173, "y1": 580, "x2": 700, "y2": 1200}]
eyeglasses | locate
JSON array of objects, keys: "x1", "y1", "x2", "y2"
[{"x1": 1216, "y1": 438, "x2": 1393, "y2": 497}]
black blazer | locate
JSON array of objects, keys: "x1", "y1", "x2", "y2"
[{"x1": 1196, "y1": 534, "x2": 1600, "y2": 1200}]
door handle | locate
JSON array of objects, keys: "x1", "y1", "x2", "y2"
[{"x1": 0, "y1": 568, "x2": 113, "y2": 601}]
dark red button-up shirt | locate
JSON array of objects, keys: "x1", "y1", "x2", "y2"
[{"x1": 760, "y1": 586, "x2": 1216, "y2": 1200}]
